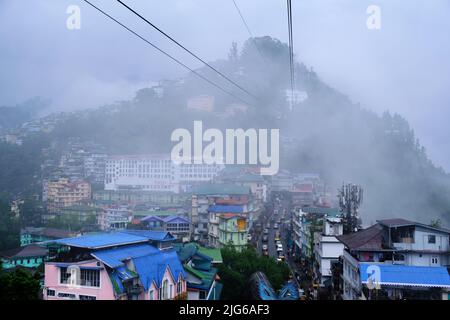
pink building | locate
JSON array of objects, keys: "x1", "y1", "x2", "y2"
[{"x1": 43, "y1": 231, "x2": 187, "y2": 300}]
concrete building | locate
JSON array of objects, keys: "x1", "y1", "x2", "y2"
[
  {"x1": 141, "y1": 215, "x2": 191, "y2": 241},
  {"x1": 190, "y1": 183, "x2": 251, "y2": 245},
  {"x1": 313, "y1": 217, "x2": 345, "y2": 286},
  {"x1": 218, "y1": 214, "x2": 248, "y2": 251},
  {"x1": 83, "y1": 153, "x2": 107, "y2": 184},
  {"x1": 43, "y1": 231, "x2": 187, "y2": 300},
  {"x1": 104, "y1": 154, "x2": 223, "y2": 193},
  {"x1": 44, "y1": 177, "x2": 91, "y2": 213},
  {"x1": 337, "y1": 219, "x2": 450, "y2": 300},
  {"x1": 98, "y1": 206, "x2": 132, "y2": 231}
]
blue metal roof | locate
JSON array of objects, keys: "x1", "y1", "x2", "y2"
[
  {"x1": 52, "y1": 231, "x2": 175, "y2": 249},
  {"x1": 133, "y1": 249, "x2": 186, "y2": 290},
  {"x1": 208, "y1": 205, "x2": 244, "y2": 213},
  {"x1": 91, "y1": 244, "x2": 160, "y2": 268},
  {"x1": 278, "y1": 281, "x2": 299, "y2": 300},
  {"x1": 53, "y1": 232, "x2": 149, "y2": 249},
  {"x1": 121, "y1": 230, "x2": 175, "y2": 242},
  {"x1": 360, "y1": 264, "x2": 450, "y2": 288}
]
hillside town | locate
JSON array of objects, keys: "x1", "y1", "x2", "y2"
[{"x1": 1, "y1": 149, "x2": 449, "y2": 300}]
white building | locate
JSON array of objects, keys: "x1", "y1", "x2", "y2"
[
  {"x1": 314, "y1": 217, "x2": 345, "y2": 286},
  {"x1": 98, "y1": 206, "x2": 132, "y2": 231},
  {"x1": 104, "y1": 154, "x2": 224, "y2": 193},
  {"x1": 338, "y1": 219, "x2": 450, "y2": 300}
]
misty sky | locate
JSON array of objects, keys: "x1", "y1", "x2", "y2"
[{"x1": 1, "y1": 0, "x2": 449, "y2": 170}]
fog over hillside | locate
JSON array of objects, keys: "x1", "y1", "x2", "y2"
[{"x1": 1, "y1": 0, "x2": 450, "y2": 171}]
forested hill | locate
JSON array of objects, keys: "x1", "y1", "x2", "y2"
[{"x1": 4, "y1": 36, "x2": 450, "y2": 226}]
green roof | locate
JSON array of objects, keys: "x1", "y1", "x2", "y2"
[
  {"x1": 184, "y1": 264, "x2": 218, "y2": 289},
  {"x1": 174, "y1": 243, "x2": 198, "y2": 262},
  {"x1": 193, "y1": 183, "x2": 250, "y2": 195},
  {"x1": 197, "y1": 247, "x2": 223, "y2": 263}
]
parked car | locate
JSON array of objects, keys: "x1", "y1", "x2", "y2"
[
  {"x1": 262, "y1": 235, "x2": 268, "y2": 242},
  {"x1": 262, "y1": 244, "x2": 268, "y2": 251},
  {"x1": 276, "y1": 243, "x2": 283, "y2": 252},
  {"x1": 247, "y1": 234, "x2": 252, "y2": 241},
  {"x1": 263, "y1": 228, "x2": 269, "y2": 235},
  {"x1": 274, "y1": 223, "x2": 279, "y2": 229}
]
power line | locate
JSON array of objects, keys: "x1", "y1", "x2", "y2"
[
  {"x1": 116, "y1": 0, "x2": 259, "y2": 102},
  {"x1": 286, "y1": 0, "x2": 295, "y2": 110},
  {"x1": 80, "y1": 0, "x2": 252, "y2": 105},
  {"x1": 231, "y1": 0, "x2": 265, "y2": 62}
]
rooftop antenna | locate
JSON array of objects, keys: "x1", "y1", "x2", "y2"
[{"x1": 338, "y1": 183, "x2": 363, "y2": 234}]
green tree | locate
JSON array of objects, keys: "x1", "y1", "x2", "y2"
[
  {"x1": 0, "y1": 200, "x2": 20, "y2": 251},
  {"x1": 0, "y1": 268, "x2": 41, "y2": 300},
  {"x1": 218, "y1": 245, "x2": 290, "y2": 299}
]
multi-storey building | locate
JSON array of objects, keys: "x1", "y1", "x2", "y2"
[
  {"x1": 104, "y1": 154, "x2": 224, "y2": 193},
  {"x1": 313, "y1": 217, "x2": 345, "y2": 286},
  {"x1": 44, "y1": 177, "x2": 91, "y2": 213},
  {"x1": 191, "y1": 184, "x2": 251, "y2": 245},
  {"x1": 43, "y1": 231, "x2": 187, "y2": 300},
  {"x1": 218, "y1": 214, "x2": 248, "y2": 251},
  {"x1": 208, "y1": 204, "x2": 248, "y2": 248},
  {"x1": 21, "y1": 227, "x2": 77, "y2": 246},
  {"x1": 98, "y1": 206, "x2": 132, "y2": 231},
  {"x1": 83, "y1": 153, "x2": 107, "y2": 184},
  {"x1": 141, "y1": 215, "x2": 191, "y2": 241},
  {"x1": 337, "y1": 219, "x2": 450, "y2": 300}
]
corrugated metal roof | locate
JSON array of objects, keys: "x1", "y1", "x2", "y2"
[
  {"x1": 53, "y1": 230, "x2": 175, "y2": 249},
  {"x1": 91, "y1": 244, "x2": 160, "y2": 268},
  {"x1": 133, "y1": 249, "x2": 186, "y2": 290},
  {"x1": 208, "y1": 205, "x2": 244, "y2": 213},
  {"x1": 360, "y1": 264, "x2": 450, "y2": 288},
  {"x1": 121, "y1": 230, "x2": 175, "y2": 241},
  {"x1": 0, "y1": 244, "x2": 48, "y2": 258},
  {"x1": 337, "y1": 224, "x2": 386, "y2": 251},
  {"x1": 53, "y1": 232, "x2": 149, "y2": 249}
]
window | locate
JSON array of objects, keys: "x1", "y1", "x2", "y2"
[
  {"x1": 57, "y1": 292, "x2": 76, "y2": 299},
  {"x1": 79, "y1": 295, "x2": 96, "y2": 300},
  {"x1": 177, "y1": 278, "x2": 183, "y2": 294},
  {"x1": 162, "y1": 279, "x2": 169, "y2": 300},
  {"x1": 80, "y1": 269, "x2": 100, "y2": 287},
  {"x1": 47, "y1": 289, "x2": 56, "y2": 297},
  {"x1": 60, "y1": 267, "x2": 71, "y2": 284},
  {"x1": 149, "y1": 290, "x2": 154, "y2": 300},
  {"x1": 199, "y1": 290, "x2": 207, "y2": 300},
  {"x1": 428, "y1": 235, "x2": 436, "y2": 244}
]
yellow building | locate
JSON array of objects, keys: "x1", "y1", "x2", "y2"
[{"x1": 46, "y1": 177, "x2": 91, "y2": 213}]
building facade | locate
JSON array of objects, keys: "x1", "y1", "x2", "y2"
[
  {"x1": 338, "y1": 219, "x2": 450, "y2": 300},
  {"x1": 44, "y1": 177, "x2": 91, "y2": 213},
  {"x1": 104, "y1": 154, "x2": 224, "y2": 193}
]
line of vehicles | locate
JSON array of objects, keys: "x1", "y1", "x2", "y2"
[{"x1": 261, "y1": 205, "x2": 286, "y2": 262}]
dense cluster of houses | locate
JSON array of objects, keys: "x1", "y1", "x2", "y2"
[
  {"x1": 291, "y1": 206, "x2": 450, "y2": 300},
  {"x1": 3, "y1": 154, "x2": 449, "y2": 300}
]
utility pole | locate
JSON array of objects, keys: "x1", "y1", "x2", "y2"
[{"x1": 338, "y1": 183, "x2": 363, "y2": 234}]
